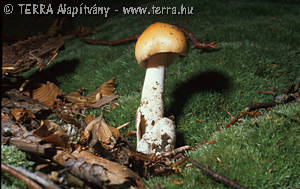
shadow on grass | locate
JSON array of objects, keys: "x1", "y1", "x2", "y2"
[
  {"x1": 166, "y1": 70, "x2": 232, "y2": 147},
  {"x1": 27, "y1": 59, "x2": 81, "y2": 86},
  {"x1": 2, "y1": 59, "x2": 81, "y2": 93}
]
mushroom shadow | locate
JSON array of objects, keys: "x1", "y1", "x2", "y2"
[{"x1": 165, "y1": 70, "x2": 232, "y2": 147}]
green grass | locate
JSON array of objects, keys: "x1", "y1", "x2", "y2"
[
  {"x1": 146, "y1": 103, "x2": 300, "y2": 188},
  {"x1": 1, "y1": 145, "x2": 35, "y2": 189},
  {"x1": 4, "y1": 0, "x2": 300, "y2": 188}
]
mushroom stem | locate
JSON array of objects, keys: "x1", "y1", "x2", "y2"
[
  {"x1": 140, "y1": 65, "x2": 165, "y2": 121},
  {"x1": 136, "y1": 54, "x2": 176, "y2": 154}
]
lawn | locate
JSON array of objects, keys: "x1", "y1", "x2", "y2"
[{"x1": 3, "y1": 0, "x2": 300, "y2": 188}]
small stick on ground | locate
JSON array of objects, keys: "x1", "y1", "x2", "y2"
[
  {"x1": 173, "y1": 25, "x2": 217, "y2": 49},
  {"x1": 245, "y1": 78, "x2": 300, "y2": 111},
  {"x1": 79, "y1": 34, "x2": 139, "y2": 46},
  {"x1": 225, "y1": 112, "x2": 258, "y2": 128},
  {"x1": 191, "y1": 111, "x2": 259, "y2": 151},
  {"x1": 191, "y1": 138, "x2": 209, "y2": 150},
  {"x1": 157, "y1": 145, "x2": 191, "y2": 159},
  {"x1": 245, "y1": 101, "x2": 277, "y2": 112},
  {"x1": 117, "y1": 122, "x2": 130, "y2": 130},
  {"x1": 79, "y1": 24, "x2": 217, "y2": 50},
  {"x1": 190, "y1": 160, "x2": 248, "y2": 189},
  {"x1": 2, "y1": 163, "x2": 43, "y2": 189}
]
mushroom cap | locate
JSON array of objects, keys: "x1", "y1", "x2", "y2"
[{"x1": 135, "y1": 22, "x2": 188, "y2": 68}]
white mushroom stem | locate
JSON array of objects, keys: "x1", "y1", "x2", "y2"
[
  {"x1": 140, "y1": 65, "x2": 165, "y2": 120},
  {"x1": 136, "y1": 54, "x2": 176, "y2": 154}
]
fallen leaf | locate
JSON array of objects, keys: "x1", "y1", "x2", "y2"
[
  {"x1": 96, "y1": 118, "x2": 119, "y2": 149},
  {"x1": 10, "y1": 108, "x2": 27, "y2": 122},
  {"x1": 95, "y1": 77, "x2": 116, "y2": 97},
  {"x1": 89, "y1": 95, "x2": 118, "y2": 108},
  {"x1": 32, "y1": 81, "x2": 61, "y2": 107},
  {"x1": 55, "y1": 110, "x2": 81, "y2": 129},
  {"x1": 82, "y1": 115, "x2": 119, "y2": 149},
  {"x1": 11, "y1": 108, "x2": 35, "y2": 122},
  {"x1": 208, "y1": 140, "x2": 216, "y2": 144},
  {"x1": 2, "y1": 89, "x2": 49, "y2": 114},
  {"x1": 64, "y1": 77, "x2": 117, "y2": 107},
  {"x1": 196, "y1": 118, "x2": 203, "y2": 123},
  {"x1": 55, "y1": 150, "x2": 145, "y2": 188},
  {"x1": 33, "y1": 120, "x2": 69, "y2": 148},
  {"x1": 1, "y1": 112, "x2": 10, "y2": 122},
  {"x1": 64, "y1": 89, "x2": 88, "y2": 104},
  {"x1": 85, "y1": 114, "x2": 95, "y2": 125},
  {"x1": 169, "y1": 178, "x2": 184, "y2": 185}
]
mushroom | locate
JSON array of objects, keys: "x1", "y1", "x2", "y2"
[{"x1": 135, "y1": 22, "x2": 188, "y2": 154}]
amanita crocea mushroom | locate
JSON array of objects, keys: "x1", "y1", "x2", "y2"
[{"x1": 135, "y1": 22, "x2": 188, "y2": 154}]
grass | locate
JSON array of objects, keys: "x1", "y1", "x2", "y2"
[
  {"x1": 3, "y1": 0, "x2": 300, "y2": 188},
  {"x1": 1, "y1": 145, "x2": 35, "y2": 188}
]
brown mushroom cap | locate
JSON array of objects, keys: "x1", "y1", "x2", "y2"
[{"x1": 135, "y1": 22, "x2": 188, "y2": 68}]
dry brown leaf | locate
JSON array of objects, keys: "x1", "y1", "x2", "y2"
[
  {"x1": 89, "y1": 95, "x2": 118, "y2": 108},
  {"x1": 98, "y1": 119, "x2": 120, "y2": 147},
  {"x1": 82, "y1": 115, "x2": 119, "y2": 149},
  {"x1": 2, "y1": 89, "x2": 49, "y2": 115},
  {"x1": 208, "y1": 140, "x2": 216, "y2": 144},
  {"x1": 64, "y1": 77, "x2": 117, "y2": 107},
  {"x1": 10, "y1": 108, "x2": 35, "y2": 122},
  {"x1": 196, "y1": 118, "x2": 203, "y2": 123},
  {"x1": 32, "y1": 81, "x2": 61, "y2": 107},
  {"x1": 64, "y1": 90, "x2": 88, "y2": 104},
  {"x1": 33, "y1": 120, "x2": 69, "y2": 148},
  {"x1": 85, "y1": 114, "x2": 95, "y2": 125},
  {"x1": 96, "y1": 77, "x2": 116, "y2": 97},
  {"x1": 85, "y1": 77, "x2": 117, "y2": 104},
  {"x1": 170, "y1": 178, "x2": 184, "y2": 185},
  {"x1": 1, "y1": 112, "x2": 10, "y2": 122},
  {"x1": 71, "y1": 150, "x2": 144, "y2": 187}
]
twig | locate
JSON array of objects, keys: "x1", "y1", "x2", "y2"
[
  {"x1": 117, "y1": 122, "x2": 130, "y2": 130},
  {"x1": 79, "y1": 34, "x2": 139, "y2": 46},
  {"x1": 245, "y1": 101, "x2": 277, "y2": 112},
  {"x1": 225, "y1": 112, "x2": 258, "y2": 128},
  {"x1": 245, "y1": 79, "x2": 300, "y2": 111},
  {"x1": 79, "y1": 24, "x2": 217, "y2": 50},
  {"x1": 7, "y1": 137, "x2": 56, "y2": 156},
  {"x1": 12, "y1": 166, "x2": 60, "y2": 189},
  {"x1": 190, "y1": 160, "x2": 248, "y2": 189},
  {"x1": 173, "y1": 25, "x2": 217, "y2": 49},
  {"x1": 2, "y1": 163, "x2": 43, "y2": 189},
  {"x1": 158, "y1": 145, "x2": 191, "y2": 158},
  {"x1": 191, "y1": 138, "x2": 209, "y2": 150},
  {"x1": 191, "y1": 111, "x2": 259, "y2": 151},
  {"x1": 46, "y1": 48, "x2": 59, "y2": 66}
]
